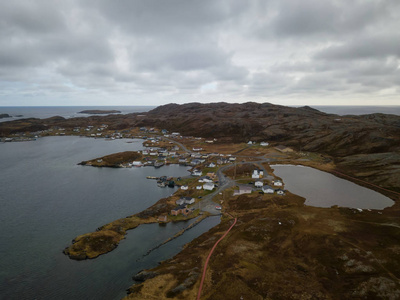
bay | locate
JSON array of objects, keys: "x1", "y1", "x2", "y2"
[{"x1": 0, "y1": 136, "x2": 219, "y2": 299}]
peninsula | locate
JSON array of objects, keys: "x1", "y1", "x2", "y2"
[
  {"x1": 0, "y1": 102, "x2": 399, "y2": 299},
  {"x1": 78, "y1": 109, "x2": 121, "y2": 114}
]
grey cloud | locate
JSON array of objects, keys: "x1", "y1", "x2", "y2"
[
  {"x1": 265, "y1": 0, "x2": 396, "y2": 38},
  {"x1": 0, "y1": 0, "x2": 399, "y2": 105},
  {"x1": 315, "y1": 35, "x2": 400, "y2": 60}
]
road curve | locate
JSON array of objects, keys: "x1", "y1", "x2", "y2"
[{"x1": 196, "y1": 215, "x2": 237, "y2": 300}]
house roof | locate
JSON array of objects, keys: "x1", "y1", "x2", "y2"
[
  {"x1": 238, "y1": 185, "x2": 252, "y2": 191},
  {"x1": 262, "y1": 185, "x2": 273, "y2": 190},
  {"x1": 172, "y1": 204, "x2": 187, "y2": 211}
]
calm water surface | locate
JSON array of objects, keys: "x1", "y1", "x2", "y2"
[
  {"x1": 271, "y1": 165, "x2": 394, "y2": 209},
  {"x1": 0, "y1": 137, "x2": 220, "y2": 299}
]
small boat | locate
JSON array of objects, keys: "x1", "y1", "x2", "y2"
[
  {"x1": 158, "y1": 182, "x2": 166, "y2": 187},
  {"x1": 146, "y1": 176, "x2": 158, "y2": 180},
  {"x1": 154, "y1": 162, "x2": 164, "y2": 168}
]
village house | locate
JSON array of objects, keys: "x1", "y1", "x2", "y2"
[
  {"x1": 208, "y1": 162, "x2": 216, "y2": 168},
  {"x1": 262, "y1": 185, "x2": 274, "y2": 194},
  {"x1": 171, "y1": 204, "x2": 191, "y2": 216},
  {"x1": 180, "y1": 185, "x2": 189, "y2": 190},
  {"x1": 233, "y1": 185, "x2": 253, "y2": 195},
  {"x1": 203, "y1": 182, "x2": 215, "y2": 191},
  {"x1": 178, "y1": 158, "x2": 187, "y2": 164},
  {"x1": 192, "y1": 169, "x2": 202, "y2": 176},
  {"x1": 273, "y1": 180, "x2": 283, "y2": 186},
  {"x1": 260, "y1": 142, "x2": 269, "y2": 146},
  {"x1": 192, "y1": 147, "x2": 203, "y2": 152},
  {"x1": 190, "y1": 158, "x2": 201, "y2": 165},
  {"x1": 176, "y1": 197, "x2": 195, "y2": 205},
  {"x1": 229, "y1": 157, "x2": 237, "y2": 161},
  {"x1": 217, "y1": 158, "x2": 229, "y2": 165},
  {"x1": 276, "y1": 189, "x2": 285, "y2": 195},
  {"x1": 254, "y1": 181, "x2": 263, "y2": 188},
  {"x1": 252, "y1": 170, "x2": 261, "y2": 179},
  {"x1": 196, "y1": 185, "x2": 202, "y2": 190},
  {"x1": 182, "y1": 197, "x2": 195, "y2": 204},
  {"x1": 199, "y1": 176, "x2": 213, "y2": 183}
]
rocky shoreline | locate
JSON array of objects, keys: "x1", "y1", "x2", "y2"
[{"x1": 1, "y1": 102, "x2": 400, "y2": 299}]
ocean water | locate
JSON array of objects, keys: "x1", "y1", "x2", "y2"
[
  {"x1": 0, "y1": 136, "x2": 220, "y2": 299},
  {"x1": 310, "y1": 105, "x2": 400, "y2": 116},
  {"x1": 0, "y1": 106, "x2": 156, "y2": 122}
]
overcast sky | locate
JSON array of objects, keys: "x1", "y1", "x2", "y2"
[{"x1": 1, "y1": 0, "x2": 399, "y2": 106}]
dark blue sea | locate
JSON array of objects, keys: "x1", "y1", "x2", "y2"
[
  {"x1": 309, "y1": 105, "x2": 400, "y2": 116},
  {"x1": 0, "y1": 136, "x2": 220, "y2": 299},
  {"x1": 0, "y1": 106, "x2": 155, "y2": 123}
]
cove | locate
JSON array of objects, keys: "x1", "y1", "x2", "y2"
[
  {"x1": 271, "y1": 165, "x2": 394, "y2": 209},
  {"x1": 0, "y1": 136, "x2": 220, "y2": 299}
]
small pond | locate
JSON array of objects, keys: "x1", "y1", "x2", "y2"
[{"x1": 271, "y1": 165, "x2": 394, "y2": 209}]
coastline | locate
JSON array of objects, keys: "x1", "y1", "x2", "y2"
[{"x1": 1, "y1": 103, "x2": 400, "y2": 299}]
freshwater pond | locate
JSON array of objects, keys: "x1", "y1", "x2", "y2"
[{"x1": 271, "y1": 165, "x2": 394, "y2": 209}]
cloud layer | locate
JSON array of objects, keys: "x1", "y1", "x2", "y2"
[{"x1": 1, "y1": 0, "x2": 399, "y2": 105}]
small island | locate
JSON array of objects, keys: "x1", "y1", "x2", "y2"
[
  {"x1": 78, "y1": 110, "x2": 121, "y2": 114},
  {"x1": 0, "y1": 114, "x2": 11, "y2": 119}
]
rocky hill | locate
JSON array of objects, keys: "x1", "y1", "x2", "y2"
[
  {"x1": 138, "y1": 102, "x2": 400, "y2": 157},
  {"x1": 1, "y1": 102, "x2": 400, "y2": 159}
]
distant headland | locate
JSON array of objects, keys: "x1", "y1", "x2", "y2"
[
  {"x1": 78, "y1": 110, "x2": 121, "y2": 114},
  {"x1": 0, "y1": 114, "x2": 11, "y2": 119}
]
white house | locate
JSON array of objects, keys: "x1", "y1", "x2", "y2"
[
  {"x1": 203, "y1": 182, "x2": 215, "y2": 191},
  {"x1": 254, "y1": 181, "x2": 263, "y2": 188},
  {"x1": 273, "y1": 180, "x2": 283, "y2": 186},
  {"x1": 199, "y1": 176, "x2": 213, "y2": 183},
  {"x1": 276, "y1": 189, "x2": 285, "y2": 195},
  {"x1": 252, "y1": 170, "x2": 260, "y2": 179},
  {"x1": 260, "y1": 142, "x2": 269, "y2": 146},
  {"x1": 196, "y1": 185, "x2": 203, "y2": 190},
  {"x1": 181, "y1": 196, "x2": 195, "y2": 204},
  {"x1": 262, "y1": 185, "x2": 274, "y2": 194},
  {"x1": 208, "y1": 162, "x2": 216, "y2": 168},
  {"x1": 176, "y1": 198, "x2": 185, "y2": 205},
  {"x1": 192, "y1": 169, "x2": 202, "y2": 176},
  {"x1": 233, "y1": 185, "x2": 253, "y2": 195},
  {"x1": 181, "y1": 185, "x2": 189, "y2": 190}
]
